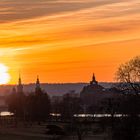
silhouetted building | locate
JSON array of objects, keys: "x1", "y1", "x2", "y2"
[
  {"x1": 90, "y1": 73, "x2": 98, "y2": 85},
  {"x1": 80, "y1": 74, "x2": 108, "y2": 106},
  {"x1": 17, "y1": 75, "x2": 23, "y2": 94},
  {"x1": 81, "y1": 73, "x2": 104, "y2": 95},
  {"x1": 35, "y1": 76, "x2": 42, "y2": 94},
  {"x1": 80, "y1": 74, "x2": 121, "y2": 107}
]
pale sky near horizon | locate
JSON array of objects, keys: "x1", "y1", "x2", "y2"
[{"x1": 0, "y1": 0, "x2": 140, "y2": 84}]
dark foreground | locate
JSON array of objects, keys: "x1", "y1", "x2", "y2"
[
  {"x1": 0, "y1": 123, "x2": 110, "y2": 140},
  {"x1": 0, "y1": 117, "x2": 140, "y2": 140}
]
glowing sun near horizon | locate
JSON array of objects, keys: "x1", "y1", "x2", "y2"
[{"x1": 0, "y1": 64, "x2": 10, "y2": 84}]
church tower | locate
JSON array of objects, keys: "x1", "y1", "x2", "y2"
[
  {"x1": 35, "y1": 75, "x2": 42, "y2": 94},
  {"x1": 17, "y1": 74, "x2": 23, "y2": 93},
  {"x1": 90, "y1": 73, "x2": 98, "y2": 85}
]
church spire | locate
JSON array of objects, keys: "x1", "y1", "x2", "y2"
[
  {"x1": 36, "y1": 75, "x2": 40, "y2": 85},
  {"x1": 18, "y1": 73, "x2": 22, "y2": 85},
  {"x1": 92, "y1": 73, "x2": 96, "y2": 82},
  {"x1": 35, "y1": 75, "x2": 42, "y2": 94},
  {"x1": 90, "y1": 73, "x2": 98, "y2": 85},
  {"x1": 17, "y1": 73, "x2": 23, "y2": 93}
]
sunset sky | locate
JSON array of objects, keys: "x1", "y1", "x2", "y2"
[{"x1": 0, "y1": 0, "x2": 140, "y2": 84}]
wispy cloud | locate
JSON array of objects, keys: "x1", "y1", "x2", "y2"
[{"x1": 0, "y1": 0, "x2": 130, "y2": 23}]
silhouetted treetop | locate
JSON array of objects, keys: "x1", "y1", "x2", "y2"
[{"x1": 116, "y1": 56, "x2": 140, "y2": 94}]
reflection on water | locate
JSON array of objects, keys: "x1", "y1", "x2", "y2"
[
  {"x1": 50, "y1": 113, "x2": 128, "y2": 118},
  {"x1": 0, "y1": 112, "x2": 130, "y2": 117},
  {"x1": 74, "y1": 114, "x2": 128, "y2": 118},
  {"x1": 0, "y1": 111, "x2": 14, "y2": 116},
  {"x1": 50, "y1": 113, "x2": 61, "y2": 117}
]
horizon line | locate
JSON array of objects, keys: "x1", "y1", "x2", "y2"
[{"x1": 0, "y1": 81, "x2": 116, "y2": 86}]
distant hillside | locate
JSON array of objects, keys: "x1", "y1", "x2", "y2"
[{"x1": 0, "y1": 82, "x2": 114, "y2": 96}]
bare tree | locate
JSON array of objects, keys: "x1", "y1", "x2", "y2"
[
  {"x1": 116, "y1": 56, "x2": 140, "y2": 95},
  {"x1": 114, "y1": 56, "x2": 140, "y2": 140}
]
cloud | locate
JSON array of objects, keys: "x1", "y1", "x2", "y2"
[{"x1": 0, "y1": 0, "x2": 129, "y2": 23}]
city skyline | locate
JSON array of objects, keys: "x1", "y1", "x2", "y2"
[{"x1": 0, "y1": 0, "x2": 140, "y2": 84}]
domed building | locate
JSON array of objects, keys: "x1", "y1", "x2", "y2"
[
  {"x1": 80, "y1": 74, "x2": 106, "y2": 106},
  {"x1": 80, "y1": 74, "x2": 121, "y2": 107},
  {"x1": 81, "y1": 73, "x2": 104, "y2": 95}
]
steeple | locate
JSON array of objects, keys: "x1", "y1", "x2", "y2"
[
  {"x1": 35, "y1": 75, "x2": 42, "y2": 94},
  {"x1": 18, "y1": 73, "x2": 22, "y2": 85},
  {"x1": 36, "y1": 75, "x2": 40, "y2": 85},
  {"x1": 17, "y1": 74, "x2": 23, "y2": 93},
  {"x1": 90, "y1": 73, "x2": 98, "y2": 85}
]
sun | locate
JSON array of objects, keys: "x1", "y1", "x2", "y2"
[{"x1": 0, "y1": 64, "x2": 10, "y2": 84}]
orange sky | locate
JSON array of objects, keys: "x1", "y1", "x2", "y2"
[{"x1": 0, "y1": 0, "x2": 140, "y2": 84}]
